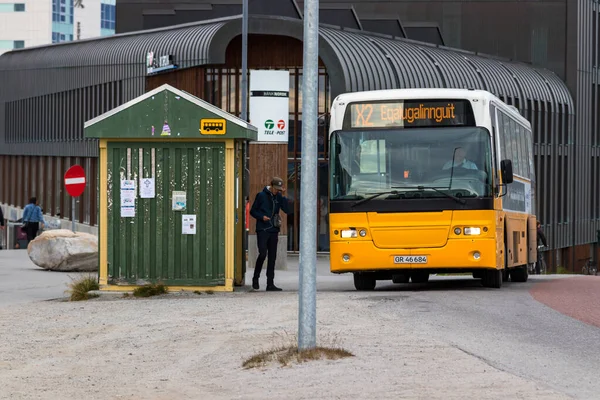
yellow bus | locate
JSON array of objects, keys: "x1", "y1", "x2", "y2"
[{"x1": 328, "y1": 88, "x2": 537, "y2": 290}]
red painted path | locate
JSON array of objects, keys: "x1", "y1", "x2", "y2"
[{"x1": 529, "y1": 276, "x2": 600, "y2": 328}]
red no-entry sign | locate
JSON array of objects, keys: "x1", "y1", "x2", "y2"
[{"x1": 64, "y1": 165, "x2": 86, "y2": 197}]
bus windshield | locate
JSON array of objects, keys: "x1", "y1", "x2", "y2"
[{"x1": 330, "y1": 127, "x2": 493, "y2": 201}]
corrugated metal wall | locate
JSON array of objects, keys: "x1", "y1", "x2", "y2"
[
  {"x1": 574, "y1": 0, "x2": 593, "y2": 249},
  {"x1": 0, "y1": 14, "x2": 596, "y2": 267},
  {"x1": 0, "y1": 21, "x2": 225, "y2": 158},
  {"x1": 106, "y1": 142, "x2": 226, "y2": 286}
]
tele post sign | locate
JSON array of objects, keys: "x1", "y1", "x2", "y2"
[
  {"x1": 344, "y1": 99, "x2": 475, "y2": 129},
  {"x1": 249, "y1": 70, "x2": 290, "y2": 142}
]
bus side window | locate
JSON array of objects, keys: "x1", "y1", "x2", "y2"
[{"x1": 498, "y1": 112, "x2": 509, "y2": 165}]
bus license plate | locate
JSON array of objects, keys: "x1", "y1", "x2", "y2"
[{"x1": 394, "y1": 256, "x2": 427, "y2": 264}]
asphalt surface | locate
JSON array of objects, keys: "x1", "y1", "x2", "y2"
[
  {"x1": 0, "y1": 249, "x2": 87, "y2": 308},
  {"x1": 360, "y1": 276, "x2": 600, "y2": 400},
  {"x1": 2, "y1": 250, "x2": 599, "y2": 399}
]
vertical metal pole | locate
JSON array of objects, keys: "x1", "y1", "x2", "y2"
[
  {"x1": 241, "y1": 0, "x2": 248, "y2": 123},
  {"x1": 241, "y1": 0, "x2": 250, "y2": 269},
  {"x1": 71, "y1": 197, "x2": 76, "y2": 232},
  {"x1": 298, "y1": 0, "x2": 319, "y2": 350}
]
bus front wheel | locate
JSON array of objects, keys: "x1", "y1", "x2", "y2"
[
  {"x1": 481, "y1": 269, "x2": 502, "y2": 288},
  {"x1": 353, "y1": 273, "x2": 376, "y2": 291}
]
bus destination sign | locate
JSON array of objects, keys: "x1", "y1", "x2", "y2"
[{"x1": 344, "y1": 99, "x2": 475, "y2": 129}]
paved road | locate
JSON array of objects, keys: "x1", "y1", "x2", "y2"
[
  {"x1": 2, "y1": 250, "x2": 598, "y2": 398},
  {"x1": 252, "y1": 259, "x2": 600, "y2": 399},
  {"x1": 0, "y1": 249, "x2": 87, "y2": 308},
  {"x1": 350, "y1": 276, "x2": 600, "y2": 400}
]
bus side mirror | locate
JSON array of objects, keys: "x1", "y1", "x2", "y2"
[{"x1": 501, "y1": 159, "x2": 514, "y2": 184}]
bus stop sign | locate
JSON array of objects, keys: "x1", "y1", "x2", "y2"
[{"x1": 64, "y1": 165, "x2": 86, "y2": 197}]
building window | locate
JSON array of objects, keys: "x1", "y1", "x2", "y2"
[
  {"x1": 0, "y1": 40, "x2": 25, "y2": 49},
  {"x1": 101, "y1": 3, "x2": 116, "y2": 31},
  {"x1": 53, "y1": 0, "x2": 73, "y2": 27},
  {"x1": 0, "y1": 3, "x2": 25, "y2": 12}
]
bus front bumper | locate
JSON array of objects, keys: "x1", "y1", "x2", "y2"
[{"x1": 330, "y1": 239, "x2": 498, "y2": 273}]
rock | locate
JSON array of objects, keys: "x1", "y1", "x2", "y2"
[{"x1": 27, "y1": 229, "x2": 98, "y2": 272}]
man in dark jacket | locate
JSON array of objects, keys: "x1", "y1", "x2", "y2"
[{"x1": 250, "y1": 177, "x2": 291, "y2": 291}]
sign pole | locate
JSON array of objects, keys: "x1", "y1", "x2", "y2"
[
  {"x1": 298, "y1": 0, "x2": 319, "y2": 350},
  {"x1": 241, "y1": 0, "x2": 249, "y2": 266},
  {"x1": 71, "y1": 197, "x2": 76, "y2": 233}
]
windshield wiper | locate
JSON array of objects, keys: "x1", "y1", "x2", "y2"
[
  {"x1": 351, "y1": 190, "x2": 399, "y2": 208},
  {"x1": 392, "y1": 186, "x2": 466, "y2": 205}
]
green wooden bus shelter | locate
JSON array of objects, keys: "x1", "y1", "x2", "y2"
[{"x1": 84, "y1": 84, "x2": 257, "y2": 292}]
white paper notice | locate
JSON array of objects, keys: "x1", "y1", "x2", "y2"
[
  {"x1": 120, "y1": 180, "x2": 136, "y2": 218},
  {"x1": 172, "y1": 191, "x2": 186, "y2": 211},
  {"x1": 182, "y1": 215, "x2": 197, "y2": 234},
  {"x1": 140, "y1": 177, "x2": 155, "y2": 198}
]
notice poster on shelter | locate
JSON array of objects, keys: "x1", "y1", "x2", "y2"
[
  {"x1": 140, "y1": 177, "x2": 155, "y2": 198},
  {"x1": 120, "y1": 180, "x2": 136, "y2": 218},
  {"x1": 172, "y1": 191, "x2": 186, "y2": 211},
  {"x1": 249, "y1": 70, "x2": 290, "y2": 142},
  {"x1": 182, "y1": 214, "x2": 197, "y2": 235}
]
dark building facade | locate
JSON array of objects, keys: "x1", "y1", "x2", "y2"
[{"x1": 0, "y1": 0, "x2": 598, "y2": 271}]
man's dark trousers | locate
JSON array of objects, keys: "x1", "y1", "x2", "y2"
[{"x1": 254, "y1": 230, "x2": 278, "y2": 284}]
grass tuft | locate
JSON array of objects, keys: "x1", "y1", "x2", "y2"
[
  {"x1": 205, "y1": 290, "x2": 214, "y2": 295},
  {"x1": 242, "y1": 331, "x2": 353, "y2": 369},
  {"x1": 556, "y1": 265, "x2": 571, "y2": 275},
  {"x1": 66, "y1": 275, "x2": 99, "y2": 301},
  {"x1": 132, "y1": 283, "x2": 168, "y2": 298},
  {"x1": 193, "y1": 290, "x2": 202, "y2": 295}
]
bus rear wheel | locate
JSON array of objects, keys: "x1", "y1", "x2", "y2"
[
  {"x1": 354, "y1": 273, "x2": 376, "y2": 291},
  {"x1": 481, "y1": 269, "x2": 502, "y2": 288},
  {"x1": 510, "y1": 265, "x2": 528, "y2": 282}
]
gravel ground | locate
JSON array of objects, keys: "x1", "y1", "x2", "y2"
[{"x1": 0, "y1": 290, "x2": 573, "y2": 400}]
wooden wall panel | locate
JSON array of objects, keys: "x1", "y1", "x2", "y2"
[
  {"x1": 248, "y1": 143, "x2": 288, "y2": 235},
  {"x1": 146, "y1": 68, "x2": 206, "y2": 98}
]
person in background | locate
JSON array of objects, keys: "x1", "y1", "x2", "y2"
[
  {"x1": 0, "y1": 206, "x2": 4, "y2": 250},
  {"x1": 536, "y1": 221, "x2": 548, "y2": 275},
  {"x1": 22, "y1": 197, "x2": 45, "y2": 242}
]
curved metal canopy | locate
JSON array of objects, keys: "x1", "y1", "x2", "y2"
[{"x1": 0, "y1": 15, "x2": 573, "y2": 113}]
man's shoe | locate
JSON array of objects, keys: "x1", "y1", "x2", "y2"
[
  {"x1": 252, "y1": 278, "x2": 259, "y2": 290},
  {"x1": 266, "y1": 284, "x2": 282, "y2": 291}
]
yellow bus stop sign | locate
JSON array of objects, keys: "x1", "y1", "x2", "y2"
[{"x1": 200, "y1": 118, "x2": 226, "y2": 135}]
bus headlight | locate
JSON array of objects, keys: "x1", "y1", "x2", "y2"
[
  {"x1": 464, "y1": 227, "x2": 481, "y2": 235},
  {"x1": 342, "y1": 254, "x2": 351, "y2": 262},
  {"x1": 454, "y1": 227, "x2": 462, "y2": 235},
  {"x1": 359, "y1": 229, "x2": 367, "y2": 237},
  {"x1": 341, "y1": 229, "x2": 357, "y2": 238}
]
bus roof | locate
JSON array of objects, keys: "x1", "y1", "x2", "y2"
[
  {"x1": 333, "y1": 88, "x2": 497, "y2": 103},
  {"x1": 332, "y1": 88, "x2": 529, "y2": 126}
]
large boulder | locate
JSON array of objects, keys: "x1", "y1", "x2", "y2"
[{"x1": 27, "y1": 229, "x2": 98, "y2": 272}]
